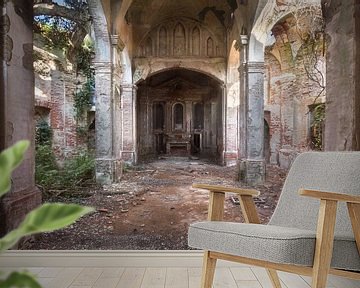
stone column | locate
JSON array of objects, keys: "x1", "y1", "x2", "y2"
[
  {"x1": 238, "y1": 36, "x2": 248, "y2": 164},
  {"x1": 238, "y1": 36, "x2": 266, "y2": 184},
  {"x1": 185, "y1": 100, "x2": 192, "y2": 133},
  {"x1": 322, "y1": 0, "x2": 360, "y2": 151},
  {"x1": 111, "y1": 35, "x2": 123, "y2": 165},
  {"x1": 120, "y1": 84, "x2": 137, "y2": 163},
  {"x1": 94, "y1": 62, "x2": 120, "y2": 184},
  {"x1": 0, "y1": 0, "x2": 41, "y2": 236},
  {"x1": 212, "y1": 100, "x2": 219, "y2": 154}
]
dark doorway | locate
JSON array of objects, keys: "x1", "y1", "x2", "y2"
[{"x1": 264, "y1": 119, "x2": 271, "y2": 163}]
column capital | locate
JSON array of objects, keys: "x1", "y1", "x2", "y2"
[
  {"x1": 120, "y1": 84, "x2": 138, "y2": 92},
  {"x1": 248, "y1": 61, "x2": 265, "y2": 73},
  {"x1": 235, "y1": 35, "x2": 249, "y2": 51},
  {"x1": 110, "y1": 34, "x2": 125, "y2": 51},
  {"x1": 93, "y1": 61, "x2": 112, "y2": 74}
]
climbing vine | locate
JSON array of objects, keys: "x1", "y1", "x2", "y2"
[
  {"x1": 35, "y1": 119, "x2": 53, "y2": 146},
  {"x1": 74, "y1": 36, "x2": 95, "y2": 121},
  {"x1": 74, "y1": 76, "x2": 95, "y2": 120},
  {"x1": 309, "y1": 103, "x2": 325, "y2": 150}
]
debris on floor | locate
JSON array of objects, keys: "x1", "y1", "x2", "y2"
[{"x1": 24, "y1": 158, "x2": 287, "y2": 250}]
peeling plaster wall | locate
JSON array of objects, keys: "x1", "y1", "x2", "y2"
[
  {"x1": 0, "y1": 0, "x2": 41, "y2": 236},
  {"x1": 323, "y1": 0, "x2": 360, "y2": 151},
  {"x1": 264, "y1": 15, "x2": 326, "y2": 168}
]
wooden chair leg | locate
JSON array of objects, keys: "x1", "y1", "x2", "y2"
[
  {"x1": 312, "y1": 200, "x2": 337, "y2": 288},
  {"x1": 266, "y1": 269, "x2": 282, "y2": 288},
  {"x1": 201, "y1": 251, "x2": 217, "y2": 288}
]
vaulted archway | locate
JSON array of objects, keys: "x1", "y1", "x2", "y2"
[{"x1": 136, "y1": 69, "x2": 225, "y2": 162}]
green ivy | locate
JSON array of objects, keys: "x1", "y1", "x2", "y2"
[
  {"x1": 74, "y1": 36, "x2": 95, "y2": 121},
  {"x1": 35, "y1": 120, "x2": 52, "y2": 146},
  {"x1": 74, "y1": 76, "x2": 94, "y2": 120},
  {"x1": 76, "y1": 36, "x2": 95, "y2": 78}
]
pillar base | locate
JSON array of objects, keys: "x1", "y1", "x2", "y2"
[
  {"x1": 238, "y1": 159, "x2": 266, "y2": 185},
  {"x1": 224, "y1": 151, "x2": 238, "y2": 167},
  {"x1": 0, "y1": 186, "x2": 42, "y2": 237},
  {"x1": 95, "y1": 159, "x2": 123, "y2": 185}
]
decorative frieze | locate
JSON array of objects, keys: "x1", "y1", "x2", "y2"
[{"x1": 136, "y1": 17, "x2": 225, "y2": 58}]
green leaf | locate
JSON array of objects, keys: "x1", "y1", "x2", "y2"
[
  {"x1": 0, "y1": 271, "x2": 41, "y2": 288},
  {"x1": 0, "y1": 203, "x2": 94, "y2": 251},
  {"x1": 0, "y1": 141, "x2": 30, "y2": 197}
]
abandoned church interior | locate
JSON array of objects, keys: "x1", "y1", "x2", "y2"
[{"x1": 1, "y1": 0, "x2": 360, "y2": 240}]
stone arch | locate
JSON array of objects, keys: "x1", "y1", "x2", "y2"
[
  {"x1": 136, "y1": 66, "x2": 224, "y2": 86},
  {"x1": 227, "y1": 40, "x2": 240, "y2": 83},
  {"x1": 172, "y1": 102, "x2": 185, "y2": 130},
  {"x1": 159, "y1": 26, "x2": 167, "y2": 56},
  {"x1": 173, "y1": 22, "x2": 186, "y2": 56},
  {"x1": 136, "y1": 68, "x2": 226, "y2": 162},
  {"x1": 88, "y1": 0, "x2": 111, "y2": 63},
  {"x1": 191, "y1": 26, "x2": 201, "y2": 56},
  {"x1": 250, "y1": 0, "x2": 321, "y2": 62},
  {"x1": 207, "y1": 37, "x2": 214, "y2": 57},
  {"x1": 145, "y1": 37, "x2": 153, "y2": 56}
]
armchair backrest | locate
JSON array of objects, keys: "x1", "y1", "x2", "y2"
[{"x1": 269, "y1": 152, "x2": 360, "y2": 238}]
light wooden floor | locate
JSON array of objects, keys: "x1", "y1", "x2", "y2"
[{"x1": 1, "y1": 251, "x2": 359, "y2": 288}]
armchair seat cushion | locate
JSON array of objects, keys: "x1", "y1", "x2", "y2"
[{"x1": 188, "y1": 221, "x2": 360, "y2": 271}]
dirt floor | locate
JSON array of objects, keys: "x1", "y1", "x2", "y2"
[{"x1": 24, "y1": 157, "x2": 287, "y2": 250}]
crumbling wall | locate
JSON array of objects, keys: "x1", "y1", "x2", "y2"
[
  {"x1": 264, "y1": 13, "x2": 326, "y2": 168},
  {"x1": 34, "y1": 42, "x2": 89, "y2": 161},
  {"x1": 0, "y1": 0, "x2": 41, "y2": 236}
]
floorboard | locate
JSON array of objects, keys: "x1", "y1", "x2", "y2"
[{"x1": 1, "y1": 252, "x2": 360, "y2": 288}]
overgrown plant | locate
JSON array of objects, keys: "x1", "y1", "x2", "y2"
[
  {"x1": 310, "y1": 103, "x2": 325, "y2": 150},
  {"x1": 36, "y1": 148, "x2": 95, "y2": 192},
  {"x1": 35, "y1": 120, "x2": 52, "y2": 146},
  {"x1": 0, "y1": 141, "x2": 93, "y2": 287},
  {"x1": 74, "y1": 36, "x2": 95, "y2": 120},
  {"x1": 74, "y1": 77, "x2": 94, "y2": 120},
  {"x1": 34, "y1": 16, "x2": 75, "y2": 51}
]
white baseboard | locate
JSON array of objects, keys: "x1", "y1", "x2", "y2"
[{"x1": 0, "y1": 250, "x2": 247, "y2": 268}]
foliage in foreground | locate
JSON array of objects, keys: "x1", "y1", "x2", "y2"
[{"x1": 0, "y1": 141, "x2": 94, "y2": 287}]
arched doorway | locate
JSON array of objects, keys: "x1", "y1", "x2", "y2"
[{"x1": 136, "y1": 68, "x2": 224, "y2": 162}]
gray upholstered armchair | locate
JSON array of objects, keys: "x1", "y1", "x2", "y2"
[{"x1": 188, "y1": 152, "x2": 360, "y2": 288}]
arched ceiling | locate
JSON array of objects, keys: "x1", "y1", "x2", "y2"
[
  {"x1": 126, "y1": 0, "x2": 236, "y2": 28},
  {"x1": 123, "y1": 0, "x2": 239, "y2": 56},
  {"x1": 98, "y1": 0, "x2": 267, "y2": 58},
  {"x1": 140, "y1": 68, "x2": 221, "y2": 88}
]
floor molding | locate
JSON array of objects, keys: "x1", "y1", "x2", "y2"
[{"x1": 0, "y1": 250, "x2": 247, "y2": 268}]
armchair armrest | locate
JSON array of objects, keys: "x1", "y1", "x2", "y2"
[
  {"x1": 192, "y1": 183, "x2": 260, "y2": 197},
  {"x1": 299, "y1": 189, "x2": 360, "y2": 253},
  {"x1": 299, "y1": 189, "x2": 360, "y2": 204},
  {"x1": 192, "y1": 183, "x2": 261, "y2": 223}
]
